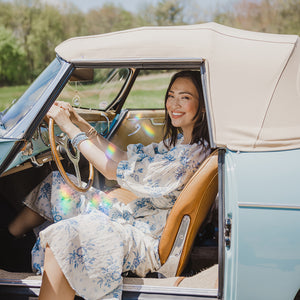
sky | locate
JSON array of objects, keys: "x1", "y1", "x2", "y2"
[
  {"x1": 39, "y1": 0, "x2": 240, "y2": 15},
  {"x1": 56, "y1": 0, "x2": 163, "y2": 13}
]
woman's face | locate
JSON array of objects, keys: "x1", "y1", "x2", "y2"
[{"x1": 166, "y1": 77, "x2": 199, "y2": 142}]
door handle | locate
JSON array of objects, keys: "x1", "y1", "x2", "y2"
[
  {"x1": 128, "y1": 124, "x2": 141, "y2": 136},
  {"x1": 150, "y1": 118, "x2": 164, "y2": 126}
]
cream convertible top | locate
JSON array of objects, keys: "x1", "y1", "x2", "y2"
[{"x1": 56, "y1": 22, "x2": 300, "y2": 152}]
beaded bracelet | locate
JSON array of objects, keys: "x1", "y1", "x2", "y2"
[{"x1": 71, "y1": 132, "x2": 88, "y2": 149}]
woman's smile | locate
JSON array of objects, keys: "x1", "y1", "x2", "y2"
[{"x1": 171, "y1": 111, "x2": 185, "y2": 118}]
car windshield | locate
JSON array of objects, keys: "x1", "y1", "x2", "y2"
[
  {"x1": 0, "y1": 58, "x2": 63, "y2": 137},
  {"x1": 57, "y1": 68, "x2": 130, "y2": 110}
]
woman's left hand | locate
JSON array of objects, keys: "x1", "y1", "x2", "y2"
[{"x1": 47, "y1": 104, "x2": 74, "y2": 134}]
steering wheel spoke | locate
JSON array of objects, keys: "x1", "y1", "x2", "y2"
[
  {"x1": 49, "y1": 118, "x2": 94, "y2": 192},
  {"x1": 73, "y1": 160, "x2": 83, "y2": 187}
]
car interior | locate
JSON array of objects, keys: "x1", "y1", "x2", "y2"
[{"x1": 0, "y1": 66, "x2": 219, "y2": 297}]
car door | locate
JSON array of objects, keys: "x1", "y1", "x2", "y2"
[{"x1": 223, "y1": 149, "x2": 300, "y2": 300}]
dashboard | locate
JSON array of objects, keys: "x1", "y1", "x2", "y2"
[{"x1": 1, "y1": 109, "x2": 116, "y2": 177}]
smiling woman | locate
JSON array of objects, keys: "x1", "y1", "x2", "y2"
[
  {"x1": 166, "y1": 73, "x2": 200, "y2": 144},
  {"x1": 164, "y1": 71, "x2": 208, "y2": 148},
  {"x1": 0, "y1": 66, "x2": 212, "y2": 300}
]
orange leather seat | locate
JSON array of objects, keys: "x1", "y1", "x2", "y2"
[{"x1": 158, "y1": 150, "x2": 218, "y2": 276}]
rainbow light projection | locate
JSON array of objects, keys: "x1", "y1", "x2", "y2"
[
  {"x1": 89, "y1": 193, "x2": 101, "y2": 208},
  {"x1": 58, "y1": 184, "x2": 114, "y2": 215},
  {"x1": 90, "y1": 193, "x2": 113, "y2": 216},
  {"x1": 142, "y1": 123, "x2": 155, "y2": 138},
  {"x1": 59, "y1": 185, "x2": 74, "y2": 214},
  {"x1": 105, "y1": 143, "x2": 117, "y2": 159},
  {"x1": 90, "y1": 193, "x2": 113, "y2": 209},
  {"x1": 133, "y1": 114, "x2": 156, "y2": 138},
  {"x1": 134, "y1": 113, "x2": 143, "y2": 121}
]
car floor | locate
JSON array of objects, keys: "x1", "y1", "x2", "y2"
[{"x1": 124, "y1": 264, "x2": 218, "y2": 289}]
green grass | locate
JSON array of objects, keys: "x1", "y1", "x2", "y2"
[
  {"x1": 124, "y1": 72, "x2": 173, "y2": 109},
  {"x1": 125, "y1": 89, "x2": 166, "y2": 109},
  {"x1": 0, "y1": 85, "x2": 29, "y2": 111},
  {"x1": 0, "y1": 72, "x2": 174, "y2": 112}
]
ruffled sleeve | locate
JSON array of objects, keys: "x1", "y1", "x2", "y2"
[{"x1": 116, "y1": 139, "x2": 210, "y2": 200}]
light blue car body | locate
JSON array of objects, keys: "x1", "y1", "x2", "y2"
[{"x1": 224, "y1": 149, "x2": 300, "y2": 300}]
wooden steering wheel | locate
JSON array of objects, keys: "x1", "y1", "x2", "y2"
[{"x1": 49, "y1": 117, "x2": 94, "y2": 192}]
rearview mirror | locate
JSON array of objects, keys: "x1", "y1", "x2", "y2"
[{"x1": 70, "y1": 68, "x2": 94, "y2": 81}]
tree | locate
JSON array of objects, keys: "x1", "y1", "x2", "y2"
[
  {"x1": 214, "y1": 0, "x2": 300, "y2": 35},
  {"x1": 155, "y1": 0, "x2": 184, "y2": 25},
  {"x1": 278, "y1": 0, "x2": 300, "y2": 34},
  {"x1": 26, "y1": 4, "x2": 65, "y2": 76},
  {"x1": 0, "y1": 2, "x2": 14, "y2": 28},
  {"x1": 139, "y1": 0, "x2": 185, "y2": 26},
  {"x1": 60, "y1": 5, "x2": 87, "y2": 38},
  {"x1": 0, "y1": 26, "x2": 27, "y2": 85},
  {"x1": 85, "y1": 4, "x2": 137, "y2": 35},
  {"x1": 2, "y1": 0, "x2": 300, "y2": 86}
]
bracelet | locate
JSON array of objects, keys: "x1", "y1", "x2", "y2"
[
  {"x1": 71, "y1": 132, "x2": 88, "y2": 149},
  {"x1": 86, "y1": 127, "x2": 98, "y2": 138}
]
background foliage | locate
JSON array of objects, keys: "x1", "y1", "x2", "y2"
[{"x1": 0, "y1": 0, "x2": 300, "y2": 86}]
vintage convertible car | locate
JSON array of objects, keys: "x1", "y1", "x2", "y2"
[{"x1": 0, "y1": 22, "x2": 300, "y2": 299}]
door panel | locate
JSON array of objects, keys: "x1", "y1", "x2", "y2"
[
  {"x1": 109, "y1": 109, "x2": 165, "y2": 150},
  {"x1": 224, "y1": 149, "x2": 300, "y2": 300}
]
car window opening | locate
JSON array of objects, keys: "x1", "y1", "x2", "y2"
[{"x1": 0, "y1": 66, "x2": 219, "y2": 296}]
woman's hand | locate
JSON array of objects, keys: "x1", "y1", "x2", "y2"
[
  {"x1": 46, "y1": 102, "x2": 126, "y2": 179},
  {"x1": 54, "y1": 101, "x2": 82, "y2": 125},
  {"x1": 47, "y1": 103, "x2": 77, "y2": 135}
]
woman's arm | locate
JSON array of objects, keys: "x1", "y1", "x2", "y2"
[
  {"x1": 54, "y1": 101, "x2": 127, "y2": 164},
  {"x1": 47, "y1": 103, "x2": 127, "y2": 180}
]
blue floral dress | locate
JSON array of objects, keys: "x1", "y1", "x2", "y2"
[{"x1": 24, "y1": 135, "x2": 210, "y2": 300}]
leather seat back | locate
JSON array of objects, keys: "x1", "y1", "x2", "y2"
[{"x1": 158, "y1": 150, "x2": 218, "y2": 276}]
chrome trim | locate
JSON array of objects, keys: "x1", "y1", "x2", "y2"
[
  {"x1": 122, "y1": 284, "x2": 218, "y2": 297},
  {"x1": 30, "y1": 156, "x2": 44, "y2": 167},
  {"x1": 128, "y1": 124, "x2": 141, "y2": 136},
  {"x1": 127, "y1": 117, "x2": 165, "y2": 126},
  {"x1": 72, "y1": 57, "x2": 203, "y2": 66},
  {"x1": 201, "y1": 62, "x2": 216, "y2": 148},
  {"x1": 157, "y1": 215, "x2": 190, "y2": 278},
  {"x1": 238, "y1": 202, "x2": 300, "y2": 210},
  {"x1": 56, "y1": 133, "x2": 84, "y2": 188},
  {"x1": 0, "y1": 279, "x2": 41, "y2": 287},
  {"x1": 218, "y1": 149, "x2": 225, "y2": 299},
  {"x1": 99, "y1": 112, "x2": 110, "y2": 132},
  {"x1": 150, "y1": 118, "x2": 165, "y2": 126},
  {"x1": 0, "y1": 279, "x2": 218, "y2": 297},
  {"x1": 106, "y1": 67, "x2": 135, "y2": 112},
  {"x1": 127, "y1": 117, "x2": 162, "y2": 121}
]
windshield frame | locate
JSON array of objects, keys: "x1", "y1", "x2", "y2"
[{"x1": 1, "y1": 57, "x2": 73, "y2": 140}]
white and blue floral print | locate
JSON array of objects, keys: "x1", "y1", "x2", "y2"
[{"x1": 24, "y1": 135, "x2": 210, "y2": 299}]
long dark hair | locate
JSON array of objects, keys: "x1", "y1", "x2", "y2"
[{"x1": 163, "y1": 70, "x2": 209, "y2": 149}]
